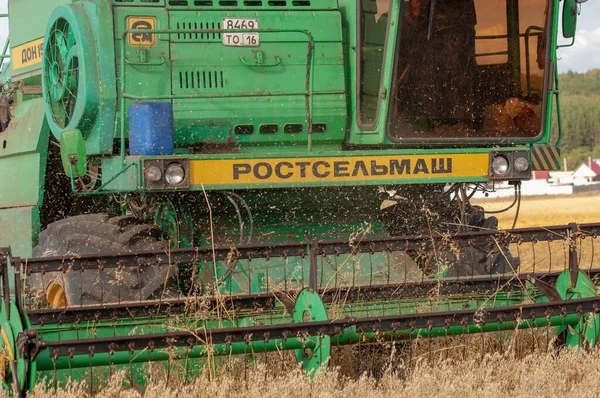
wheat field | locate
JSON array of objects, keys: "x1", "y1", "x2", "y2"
[
  {"x1": 21, "y1": 347, "x2": 600, "y2": 398},
  {"x1": 474, "y1": 192, "x2": 600, "y2": 228},
  {"x1": 16, "y1": 193, "x2": 600, "y2": 397}
]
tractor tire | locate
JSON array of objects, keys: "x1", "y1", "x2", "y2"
[{"x1": 31, "y1": 214, "x2": 170, "y2": 307}]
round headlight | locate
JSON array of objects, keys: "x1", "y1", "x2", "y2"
[
  {"x1": 165, "y1": 163, "x2": 185, "y2": 185},
  {"x1": 514, "y1": 156, "x2": 529, "y2": 172},
  {"x1": 492, "y1": 156, "x2": 509, "y2": 176},
  {"x1": 144, "y1": 165, "x2": 163, "y2": 182}
]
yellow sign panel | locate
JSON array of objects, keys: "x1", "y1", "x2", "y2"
[
  {"x1": 127, "y1": 16, "x2": 156, "y2": 47},
  {"x1": 12, "y1": 38, "x2": 44, "y2": 70},
  {"x1": 190, "y1": 154, "x2": 489, "y2": 186}
]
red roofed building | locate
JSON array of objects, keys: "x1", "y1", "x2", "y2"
[
  {"x1": 572, "y1": 160, "x2": 600, "y2": 184},
  {"x1": 531, "y1": 171, "x2": 550, "y2": 181}
]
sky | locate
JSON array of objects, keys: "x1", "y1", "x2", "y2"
[
  {"x1": 0, "y1": 0, "x2": 597, "y2": 72},
  {"x1": 556, "y1": 0, "x2": 600, "y2": 72}
]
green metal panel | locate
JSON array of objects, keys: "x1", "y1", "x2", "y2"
[
  {"x1": 80, "y1": 0, "x2": 119, "y2": 155},
  {"x1": 0, "y1": 98, "x2": 48, "y2": 258},
  {"x1": 6, "y1": 0, "x2": 69, "y2": 80},
  {"x1": 0, "y1": 153, "x2": 44, "y2": 207},
  {"x1": 41, "y1": 1, "x2": 117, "y2": 155},
  {"x1": 171, "y1": 94, "x2": 346, "y2": 148},
  {"x1": 0, "y1": 206, "x2": 38, "y2": 258},
  {"x1": 114, "y1": 7, "x2": 172, "y2": 141},
  {"x1": 114, "y1": 8, "x2": 347, "y2": 149},
  {"x1": 101, "y1": 156, "x2": 141, "y2": 192},
  {"x1": 0, "y1": 98, "x2": 50, "y2": 207}
]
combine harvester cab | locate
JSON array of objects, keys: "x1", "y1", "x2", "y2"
[{"x1": 0, "y1": 0, "x2": 597, "y2": 395}]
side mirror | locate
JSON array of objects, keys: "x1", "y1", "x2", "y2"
[{"x1": 562, "y1": 0, "x2": 578, "y2": 39}]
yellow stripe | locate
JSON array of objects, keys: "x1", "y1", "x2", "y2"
[
  {"x1": 531, "y1": 155, "x2": 542, "y2": 170},
  {"x1": 538, "y1": 148, "x2": 550, "y2": 170},
  {"x1": 11, "y1": 38, "x2": 44, "y2": 70},
  {"x1": 190, "y1": 154, "x2": 489, "y2": 186},
  {"x1": 532, "y1": 147, "x2": 563, "y2": 171},
  {"x1": 548, "y1": 148, "x2": 560, "y2": 169},
  {"x1": 1, "y1": 328, "x2": 13, "y2": 361}
]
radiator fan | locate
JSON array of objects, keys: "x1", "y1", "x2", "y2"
[
  {"x1": 42, "y1": 5, "x2": 100, "y2": 139},
  {"x1": 44, "y1": 18, "x2": 79, "y2": 128}
]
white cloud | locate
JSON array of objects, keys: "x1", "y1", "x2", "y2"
[{"x1": 557, "y1": 2, "x2": 600, "y2": 72}]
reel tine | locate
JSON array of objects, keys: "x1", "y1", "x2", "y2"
[
  {"x1": 590, "y1": 234, "x2": 595, "y2": 273},
  {"x1": 333, "y1": 252, "x2": 339, "y2": 290},
  {"x1": 403, "y1": 250, "x2": 408, "y2": 285},
  {"x1": 98, "y1": 265, "x2": 105, "y2": 305},
  {"x1": 264, "y1": 250, "x2": 270, "y2": 294},
  {"x1": 427, "y1": 328, "x2": 432, "y2": 365},
  {"x1": 480, "y1": 331, "x2": 485, "y2": 362},
  {"x1": 73, "y1": 260, "x2": 82, "y2": 308},
  {"x1": 562, "y1": 237, "x2": 568, "y2": 272},
  {"x1": 137, "y1": 261, "x2": 143, "y2": 303},
  {"x1": 57, "y1": 269, "x2": 67, "y2": 309},
  {"x1": 117, "y1": 264, "x2": 123, "y2": 304},
  {"x1": 108, "y1": 344, "x2": 114, "y2": 380},
  {"x1": 516, "y1": 241, "x2": 522, "y2": 273},
  {"x1": 545, "y1": 321, "x2": 550, "y2": 353},
  {"x1": 247, "y1": 258, "x2": 252, "y2": 294},
  {"x1": 461, "y1": 324, "x2": 466, "y2": 360},
  {"x1": 319, "y1": 251, "x2": 325, "y2": 290},
  {"x1": 408, "y1": 328, "x2": 413, "y2": 371},
  {"x1": 283, "y1": 250, "x2": 288, "y2": 292},
  {"x1": 497, "y1": 322, "x2": 504, "y2": 355},
  {"x1": 385, "y1": 248, "x2": 391, "y2": 286},
  {"x1": 443, "y1": 325, "x2": 449, "y2": 361},
  {"x1": 532, "y1": 241, "x2": 537, "y2": 273},
  {"x1": 352, "y1": 253, "x2": 356, "y2": 289},
  {"x1": 88, "y1": 348, "x2": 94, "y2": 396},
  {"x1": 52, "y1": 350, "x2": 58, "y2": 394},
  {"x1": 128, "y1": 347, "x2": 134, "y2": 388},
  {"x1": 184, "y1": 345, "x2": 191, "y2": 383},
  {"x1": 67, "y1": 352, "x2": 73, "y2": 383},
  {"x1": 174, "y1": 257, "x2": 181, "y2": 297},
  {"x1": 166, "y1": 346, "x2": 172, "y2": 386},
  {"x1": 299, "y1": 254, "x2": 305, "y2": 290},
  {"x1": 243, "y1": 340, "x2": 248, "y2": 390},
  {"x1": 548, "y1": 240, "x2": 552, "y2": 273},
  {"x1": 188, "y1": 258, "x2": 199, "y2": 296},
  {"x1": 368, "y1": 250, "x2": 374, "y2": 288}
]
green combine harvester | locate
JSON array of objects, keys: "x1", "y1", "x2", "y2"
[{"x1": 0, "y1": 0, "x2": 597, "y2": 395}]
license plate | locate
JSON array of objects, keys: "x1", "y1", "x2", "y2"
[
  {"x1": 223, "y1": 32, "x2": 260, "y2": 47},
  {"x1": 222, "y1": 18, "x2": 258, "y2": 30},
  {"x1": 222, "y1": 18, "x2": 260, "y2": 47}
]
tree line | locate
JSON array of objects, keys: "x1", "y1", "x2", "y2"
[{"x1": 552, "y1": 69, "x2": 600, "y2": 170}]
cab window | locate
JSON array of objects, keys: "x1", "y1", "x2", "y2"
[
  {"x1": 388, "y1": 0, "x2": 550, "y2": 141},
  {"x1": 358, "y1": 0, "x2": 391, "y2": 127}
]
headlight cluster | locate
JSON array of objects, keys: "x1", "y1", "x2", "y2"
[
  {"x1": 143, "y1": 158, "x2": 190, "y2": 190},
  {"x1": 489, "y1": 151, "x2": 530, "y2": 180}
]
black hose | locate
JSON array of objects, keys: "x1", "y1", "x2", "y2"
[
  {"x1": 482, "y1": 184, "x2": 519, "y2": 214},
  {"x1": 511, "y1": 182, "x2": 522, "y2": 229}
]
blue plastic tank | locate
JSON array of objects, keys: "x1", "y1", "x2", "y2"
[{"x1": 129, "y1": 101, "x2": 174, "y2": 156}]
